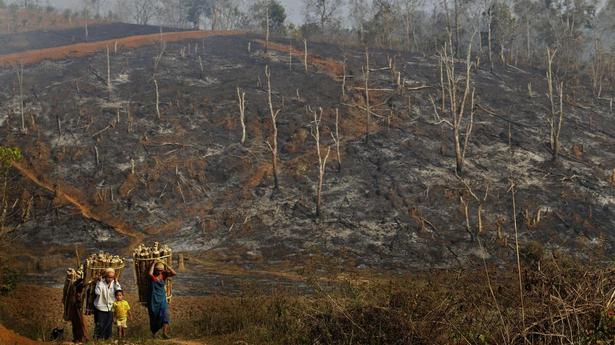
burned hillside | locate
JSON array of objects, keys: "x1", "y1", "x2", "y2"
[{"x1": 1, "y1": 29, "x2": 615, "y2": 287}]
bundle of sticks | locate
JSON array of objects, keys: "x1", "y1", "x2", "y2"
[
  {"x1": 84, "y1": 252, "x2": 125, "y2": 283},
  {"x1": 83, "y1": 252, "x2": 125, "y2": 315},
  {"x1": 62, "y1": 266, "x2": 84, "y2": 321},
  {"x1": 133, "y1": 242, "x2": 173, "y2": 304}
]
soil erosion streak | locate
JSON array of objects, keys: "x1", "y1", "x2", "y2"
[
  {"x1": 11, "y1": 161, "x2": 144, "y2": 251},
  {"x1": 0, "y1": 30, "x2": 243, "y2": 66}
]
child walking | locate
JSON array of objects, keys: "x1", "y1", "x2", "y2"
[{"x1": 112, "y1": 290, "x2": 131, "y2": 340}]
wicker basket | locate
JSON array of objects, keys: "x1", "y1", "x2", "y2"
[{"x1": 133, "y1": 243, "x2": 173, "y2": 305}]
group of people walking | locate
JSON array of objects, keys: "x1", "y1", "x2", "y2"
[{"x1": 67, "y1": 261, "x2": 176, "y2": 343}]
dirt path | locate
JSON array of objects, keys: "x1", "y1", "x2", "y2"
[{"x1": 0, "y1": 30, "x2": 243, "y2": 66}]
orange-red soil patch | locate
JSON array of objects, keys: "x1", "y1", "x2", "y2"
[
  {"x1": 0, "y1": 323, "x2": 41, "y2": 345},
  {"x1": 255, "y1": 39, "x2": 344, "y2": 77}
]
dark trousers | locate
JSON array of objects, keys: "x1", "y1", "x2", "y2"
[{"x1": 93, "y1": 309, "x2": 113, "y2": 340}]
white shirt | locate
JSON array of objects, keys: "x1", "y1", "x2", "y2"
[{"x1": 94, "y1": 278, "x2": 122, "y2": 312}]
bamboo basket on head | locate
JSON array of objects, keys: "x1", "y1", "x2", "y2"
[
  {"x1": 133, "y1": 242, "x2": 173, "y2": 305},
  {"x1": 83, "y1": 252, "x2": 125, "y2": 315}
]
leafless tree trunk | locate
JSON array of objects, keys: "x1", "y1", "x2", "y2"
[
  {"x1": 546, "y1": 48, "x2": 563, "y2": 160},
  {"x1": 289, "y1": 40, "x2": 292, "y2": 71},
  {"x1": 264, "y1": 66, "x2": 281, "y2": 190},
  {"x1": 265, "y1": 6, "x2": 270, "y2": 54},
  {"x1": 154, "y1": 79, "x2": 161, "y2": 120},
  {"x1": 84, "y1": 10, "x2": 89, "y2": 42},
  {"x1": 16, "y1": 62, "x2": 26, "y2": 134},
  {"x1": 363, "y1": 47, "x2": 371, "y2": 144},
  {"x1": 331, "y1": 108, "x2": 341, "y2": 172},
  {"x1": 526, "y1": 16, "x2": 531, "y2": 63},
  {"x1": 554, "y1": 82, "x2": 564, "y2": 159},
  {"x1": 441, "y1": 31, "x2": 476, "y2": 175},
  {"x1": 487, "y1": 5, "x2": 493, "y2": 70},
  {"x1": 341, "y1": 59, "x2": 346, "y2": 99},
  {"x1": 106, "y1": 45, "x2": 112, "y2": 99},
  {"x1": 454, "y1": 0, "x2": 460, "y2": 56},
  {"x1": 57, "y1": 114, "x2": 62, "y2": 140},
  {"x1": 198, "y1": 55, "x2": 204, "y2": 79},
  {"x1": 439, "y1": 58, "x2": 446, "y2": 113},
  {"x1": 94, "y1": 145, "x2": 100, "y2": 166},
  {"x1": 304, "y1": 39, "x2": 308, "y2": 72},
  {"x1": 237, "y1": 87, "x2": 246, "y2": 145},
  {"x1": 310, "y1": 107, "x2": 331, "y2": 217}
]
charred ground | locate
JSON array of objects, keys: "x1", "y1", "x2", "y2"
[{"x1": 1, "y1": 25, "x2": 615, "y2": 293}]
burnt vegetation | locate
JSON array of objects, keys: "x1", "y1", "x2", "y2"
[{"x1": 0, "y1": 0, "x2": 615, "y2": 343}]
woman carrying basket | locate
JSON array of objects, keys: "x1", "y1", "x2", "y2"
[{"x1": 148, "y1": 261, "x2": 176, "y2": 339}]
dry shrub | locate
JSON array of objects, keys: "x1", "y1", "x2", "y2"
[
  {"x1": 1, "y1": 255, "x2": 614, "y2": 344},
  {"x1": 191, "y1": 256, "x2": 615, "y2": 345}
]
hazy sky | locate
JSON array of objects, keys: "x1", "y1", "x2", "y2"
[{"x1": 45, "y1": 0, "x2": 307, "y2": 24}]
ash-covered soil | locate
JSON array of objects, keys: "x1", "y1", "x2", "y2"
[
  {"x1": 0, "y1": 23, "x2": 185, "y2": 55},
  {"x1": 1, "y1": 32, "x2": 615, "y2": 290}
]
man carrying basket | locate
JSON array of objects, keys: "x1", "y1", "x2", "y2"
[{"x1": 148, "y1": 261, "x2": 176, "y2": 339}]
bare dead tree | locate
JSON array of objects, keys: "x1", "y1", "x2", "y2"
[
  {"x1": 57, "y1": 113, "x2": 62, "y2": 140},
  {"x1": 154, "y1": 79, "x2": 161, "y2": 120},
  {"x1": 341, "y1": 59, "x2": 347, "y2": 99},
  {"x1": 590, "y1": 39, "x2": 607, "y2": 98},
  {"x1": 106, "y1": 45, "x2": 112, "y2": 99},
  {"x1": 84, "y1": 7, "x2": 89, "y2": 41},
  {"x1": 439, "y1": 57, "x2": 446, "y2": 113},
  {"x1": 127, "y1": 101, "x2": 134, "y2": 133},
  {"x1": 289, "y1": 40, "x2": 293, "y2": 71},
  {"x1": 487, "y1": 3, "x2": 493, "y2": 70},
  {"x1": 237, "y1": 87, "x2": 247, "y2": 145},
  {"x1": 331, "y1": 108, "x2": 342, "y2": 172},
  {"x1": 264, "y1": 66, "x2": 281, "y2": 190},
  {"x1": 198, "y1": 55, "x2": 204, "y2": 79},
  {"x1": 310, "y1": 107, "x2": 331, "y2": 217},
  {"x1": 459, "y1": 179, "x2": 489, "y2": 241},
  {"x1": 546, "y1": 48, "x2": 564, "y2": 160},
  {"x1": 153, "y1": 48, "x2": 164, "y2": 73},
  {"x1": 16, "y1": 62, "x2": 26, "y2": 134},
  {"x1": 440, "y1": 32, "x2": 476, "y2": 174},
  {"x1": 554, "y1": 82, "x2": 564, "y2": 159},
  {"x1": 265, "y1": 5, "x2": 270, "y2": 54},
  {"x1": 546, "y1": 48, "x2": 557, "y2": 118},
  {"x1": 131, "y1": 0, "x2": 161, "y2": 25},
  {"x1": 363, "y1": 47, "x2": 371, "y2": 144},
  {"x1": 304, "y1": 39, "x2": 308, "y2": 72},
  {"x1": 94, "y1": 145, "x2": 100, "y2": 166}
]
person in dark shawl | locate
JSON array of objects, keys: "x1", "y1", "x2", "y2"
[
  {"x1": 148, "y1": 261, "x2": 176, "y2": 339},
  {"x1": 68, "y1": 278, "x2": 88, "y2": 343}
]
